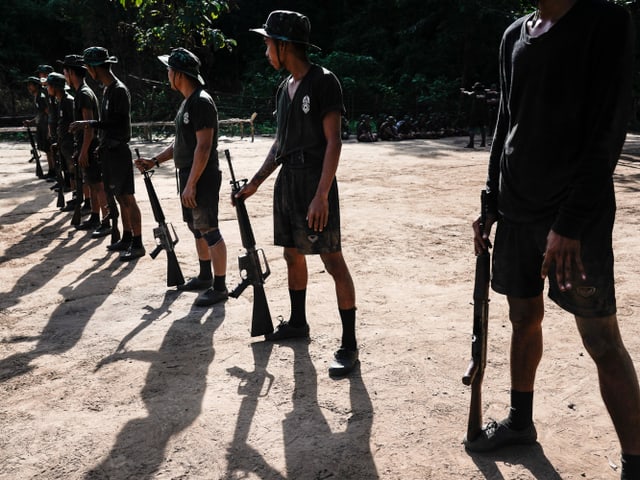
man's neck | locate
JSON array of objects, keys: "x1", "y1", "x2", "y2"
[
  {"x1": 287, "y1": 58, "x2": 311, "y2": 82},
  {"x1": 529, "y1": 0, "x2": 578, "y2": 36},
  {"x1": 537, "y1": 0, "x2": 577, "y2": 21},
  {"x1": 179, "y1": 81, "x2": 199, "y2": 100}
]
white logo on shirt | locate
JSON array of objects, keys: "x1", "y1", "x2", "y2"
[
  {"x1": 183, "y1": 112, "x2": 190, "y2": 124},
  {"x1": 302, "y1": 95, "x2": 310, "y2": 114}
]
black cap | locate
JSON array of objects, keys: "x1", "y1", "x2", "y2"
[
  {"x1": 250, "y1": 10, "x2": 320, "y2": 50},
  {"x1": 157, "y1": 48, "x2": 205, "y2": 85},
  {"x1": 83, "y1": 46, "x2": 118, "y2": 66}
]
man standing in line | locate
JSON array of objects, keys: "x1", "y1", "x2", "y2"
[
  {"x1": 467, "y1": 2, "x2": 640, "y2": 479},
  {"x1": 136, "y1": 48, "x2": 228, "y2": 306},
  {"x1": 70, "y1": 47, "x2": 144, "y2": 261},
  {"x1": 237, "y1": 10, "x2": 359, "y2": 377},
  {"x1": 61, "y1": 54, "x2": 112, "y2": 238}
]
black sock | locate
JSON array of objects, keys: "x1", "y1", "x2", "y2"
[
  {"x1": 213, "y1": 275, "x2": 226, "y2": 292},
  {"x1": 198, "y1": 259, "x2": 212, "y2": 280},
  {"x1": 339, "y1": 307, "x2": 357, "y2": 351},
  {"x1": 83, "y1": 198, "x2": 91, "y2": 208},
  {"x1": 505, "y1": 390, "x2": 534, "y2": 430},
  {"x1": 88, "y1": 213, "x2": 99, "y2": 223},
  {"x1": 121, "y1": 230, "x2": 132, "y2": 244},
  {"x1": 131, "y1": 235, "x2": 143, "y2": 248},
  {"x1": 288, "y1": 289, "x2": 307, "y2": 327},
  {"x1": 622, "y1": 454, "x2": 640, "y2": 480}
]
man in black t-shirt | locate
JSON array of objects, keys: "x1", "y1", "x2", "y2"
[
  {"x1": 23, "y1": 76, "x2": 52, "y2": 176},
  {"x1": 136, "y1": 48, "x2": 228, "y2": 305},
  {"x1": 70, "y1": 47, "x2": 144, "y2": 261},
  {"x1": 238, "y1": 10, "x2": 359, "y2": 377},
  {"x1": 61, "y1": 54, "x2": 112, "y2": 238},
  {"x1": 468, "y1": 2, "x2": 640, "y2": 477}
]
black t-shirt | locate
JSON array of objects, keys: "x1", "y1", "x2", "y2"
[
  {"x1": 56, "y1": 92, "x2": 75, "y2": 148},
  {"x1": 275, "y1": 64, "x2": 344, "y2": 166},
  {"x1": 74, "y1": 83, "x2": 100, "y2": 148},
  {"x1": 98, "y1": 78, "x2": 131, "y2": 145},
  {"x1": 173, "y1": 88, "x2": 218, "y2": 170},
  {"x1": 487, "y1": 0, "x2": 633, "y2": 238}
]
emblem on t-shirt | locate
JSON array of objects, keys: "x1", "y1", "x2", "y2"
[
  {"x1": 183, "y1": 112, "x2": 190, "y2": 124},
  {"x1": 302, "y1": 95, "x2": 310, "y2": 114}
]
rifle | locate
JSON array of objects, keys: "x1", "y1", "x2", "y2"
[
  {"x1": 135, "y1": 149, "x2": 184, "y2": 287},
  {"x1": 26, "y1": 125, "x2": 44, "y2": 179},
  {"x1": 462, "y1": 190, "x2": 491, "y2": 443},
  {"x1": 52, "y1": 144, "x2": 66, "y2": 209},
  {"x1": 225, "y1": 149, "x2": 274, "y2": 337},
  {"x1": 70, "y1": 152, "x2": 84, "y2": 227}
]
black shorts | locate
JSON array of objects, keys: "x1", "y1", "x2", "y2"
[
  {"x1": 99, "y1": 143, "x2": 134, "y2": 196},
  {"x1": 81, "y1": 148, "x2": 102, "y2": 185},
  {"x1": 179, "y1": 167, "x2": 221, "y2": 231},
  {"x1": 273, "y1": 165, "x2": 341, "y2": 254},
  {"x1": 491, "y1": 207, "x2": 616, "y2": 318}
]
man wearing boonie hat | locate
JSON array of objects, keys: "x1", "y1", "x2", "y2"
[
  {"x1": 45, "y1": 72, "x2": 74, "y2": 206},
  {"x1": 70, "y1": 47, "x2": 144, "y2": 261},
  {"x1": 60, "y1": 54, "x2": 113, "y2": 237},
  {"x1": 136, "y1": 47, "x2": 228, "y2": 305},
  {"x1": 23, "y1": 76, "x2": 51, "y2": 174},
  {"x1": 37, "y1": 65, "x2": 61, "y2": 176},
  {"x1": 235, "y1": 10, "x2": 360, "y2": 377}
]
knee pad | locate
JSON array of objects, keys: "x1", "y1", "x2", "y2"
[
  {"x1": 203, "y1": 228, "x2": 222, "y2": 247},
  {"x1": 187, "y1": 223, "x2": 203, "y2": 239}
]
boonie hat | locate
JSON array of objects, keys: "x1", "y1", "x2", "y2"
[
  {"x1": 46, "y1": 72, "x2": 66, "y2": 89},
  {"x1": 25, "y1": 76, "x2": 41, "y2": 86},
  {"x1": 35, "y1": 64, "x2": 54, "y2": 75},
  {"x1": 83, "y1": 46, "x2": 118, "y2": 66},
  {"x1": 250, "y1": 10, "x2": 320, "y2": 50},
  {"x1": 57, "y1": 54, "x2": 86, "y2": 69},
  {"x1": 157, "y1": 47, "x2": 205, "y2": 85}
]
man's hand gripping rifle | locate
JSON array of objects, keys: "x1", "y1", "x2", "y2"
[
  {"x1": 462, "y1": 190, "x2": 491, "y2": 443},
  {"x1": 225, "y1": 149, "x2": 273, "y2": 337},
  {"x1": 135, "y1": 149, "x2": 184, "y2": 287}
]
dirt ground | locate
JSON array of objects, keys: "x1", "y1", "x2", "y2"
[{"x1": 1, "y1": 133, "x2": 639, "y2": 480}]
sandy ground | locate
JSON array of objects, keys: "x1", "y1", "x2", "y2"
[{"x1": 1, "y1": 133, "x2": 639, "y2": 480}]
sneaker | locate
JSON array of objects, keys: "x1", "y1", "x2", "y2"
[
  {"x1": 107, "y1": 239, "x2": 131, "y2": 252},
  {"x1": 463, "y1": 419, "x2": 537, "y2": 452},
  {"x1": 119, "y1": 245, "x2": 146, "y2": 262},
  {"x1": 91, "y1": 223, "x2": 112, "y2": 239},
  {"x1": 265, "y1": 319, "x2": 310, "y2": 341},
  {"x1": 194, "y1": 287, "x2": 228, "y2": 306},
  {"x1": 75, "y1": 217, "x2": 100, "y2": 231},
  {"x1": 177, "y1": 277, "x2": 211, "y2": 291},
  {"x1": 328, "y1": 347, "x2": 359, "y2": 377}
]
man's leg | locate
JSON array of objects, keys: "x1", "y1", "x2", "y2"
[
  {"x1": 321, "y1": 251, "x2": 358, "y2": 376},
  {"x1": 178, "y1": 237, "x2": 212, "y2": 291},
  {"x1": 265, "y1": 247, "x2": 309, "y2": 340},
  {"x1": 117, "y1": 194, "x2": 144, "y2": 261},
  {"x1": 575, "y1": 314, "x2": 640, "y2": 455},
  {"x1": 194, "y1": 228, "x2": 228, "y2": 306}
]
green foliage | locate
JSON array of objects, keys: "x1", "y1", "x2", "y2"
[{"x1": 112, "y1": 0, "x2": 237, "y2": 53}]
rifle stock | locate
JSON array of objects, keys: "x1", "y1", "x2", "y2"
[
  {"x1": 26, "y1": 125, "x2": 44, "y2": 179},
  {"x1": 463, "y1": 190, "x2": 491, "y2": 443},
  {"x1": 136, "y1": 149, "x2": 185, "y2": 287},
  {"x1": 225, "y1": 149, "x2": 274, "y2": 337},
  {"x1": 52, "y1": 145, "x2": 65, "y2": 209}
]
